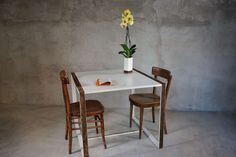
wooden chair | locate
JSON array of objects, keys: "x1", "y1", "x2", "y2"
[
  {"x1": 129, "y1": 67, "x2": 172, "y2": 139},
  {"x1": 60, "y1": 70, "x2": 107, "y2": 154}
]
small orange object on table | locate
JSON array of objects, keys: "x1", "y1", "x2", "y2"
[
  {"x1": 96, "y1": 79, "x2": 111, "y2": 86},
  {"x1": 96, "y1": 79, "x2": 100, "y2": 86}
]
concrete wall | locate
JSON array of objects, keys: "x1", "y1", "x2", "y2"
[{"x1": 0, "y1": 0, "x2": 236, "y2": 111}]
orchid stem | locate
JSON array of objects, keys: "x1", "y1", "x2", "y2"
[{"x1": 125, "y1": 26, "x2": 132, "y2": 48}]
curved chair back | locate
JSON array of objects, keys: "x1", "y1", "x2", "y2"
[
  {"x1": 60, "y1": 70, "x2": 72, "y2": 117},
  {"x1": 152, "y1": 67, "x2": 172, "y2": 99}
]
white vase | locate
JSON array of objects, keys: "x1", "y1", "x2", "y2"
[{"x1": 124, "y1": 57, "x2": 133, "y2": 73}]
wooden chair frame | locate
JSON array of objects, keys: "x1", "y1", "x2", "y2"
[
  {"x1": 60, "y1": 70, "x2": 106, "y2": 154},
  {"x1": 130, "y1": 67, "x2": 172, "y2": 139}
]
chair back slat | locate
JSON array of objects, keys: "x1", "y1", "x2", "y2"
[
  {"x1": 60, "y1": 70, "x2": 72, "y2": 117},
  {"x1": 71, "y1": 72, "x2": 86, "y2": 118},
  {"x1": 71, "y1": 72, "x2": 85, "y2": 97},
  {"x1": 152, "y1": 67, "x2": 172, "y2": 99}
]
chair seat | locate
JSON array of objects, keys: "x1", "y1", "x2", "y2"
[
  {"x1": 70, "y1": 100, "x2": 104, "y2": 116},
  {"x1": 129, "y1": 93, "x2": 160, "y2": 107}
]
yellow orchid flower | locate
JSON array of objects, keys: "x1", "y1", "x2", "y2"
[
  {"x1": 120, "y1": 22, "x2": 127, "y2": 28},
  {"x1": 122, "y1": 9, "x2": 131, "y2": 17},
  {"x1": 126, "y1": 14, "x2": 134, "y2": 25},
  {"x1": 120, "y1": 9, "x2": 134, "y2": 28},
  {"x1": 120, "y1": 16, "x2": 129, "y2": 28}
]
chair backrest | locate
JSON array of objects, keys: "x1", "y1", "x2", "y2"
[
  {"x1": 71, "y1": 72, "x2": 86, "y2": 108},
  {"x1": 71, "y1": 72, "x2": 84, "y2": 96},
  {"x1": 152, "y1": 67, "x2": 172, "y2": 99},
  {"x1": 71, "y1": 72, "x2": 88, "y2": 143},
  {"x1": 60, "y1": 70, "x2": 72, "y2": 117}
]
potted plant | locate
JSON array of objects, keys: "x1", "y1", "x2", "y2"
[{"x1": 119, "y1": 9, "x2": 136, "y2": 73}]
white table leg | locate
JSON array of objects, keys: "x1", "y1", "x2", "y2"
[
  {"x1": 72, "y1": 119, "x2": 84, "y2": 156},
  {"x1": 71, "y1": 75, "x2": 78, "y2": 103},
  {"x1": 71, "y1": 75, "x2": 84, "y2": 157},
  {"x1": 132, "y1": 116, "x2": 159, "y2": 147},
  {"x1": 158, "y1": 87, "x2": 162, "y2": 148}
]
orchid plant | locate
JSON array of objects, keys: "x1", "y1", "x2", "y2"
[{"x1": 118, "y1": 9, "x2": 136, "y2": 58}]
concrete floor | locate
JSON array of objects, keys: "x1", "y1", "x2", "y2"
[{"x1": 0, "y1": 104, "x2": 235, "y2": 157}]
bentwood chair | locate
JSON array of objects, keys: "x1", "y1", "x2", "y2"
[
  {"x1": 60, "y1": 70, "x2": 107, "y2": 154},
  {"x1": 129, "y1": 67, "x2": 172, "y2": 139}
]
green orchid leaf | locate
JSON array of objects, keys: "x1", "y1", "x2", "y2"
[
  {"x1": 121, "y1": 53, "x2": 128, "y2": 58},
  {"x1": 118, "y1": 51, "x2": 128, "y2": 58},
  {"x1": 130, "y1": 48, "x2": 136, "y2": 54},
  {"x1": 130, "y1": 51, "x2": 135, "y2": 55},
  {"x1": 130, "y1": 44, "x2": 136, "y2": 50},
  {"x1": 130, "y1": 48, "x2": 136, "y2": 53},
  {"x1": 119, "y1": 43, "x2": 136, "y2": 58},
  {"x1": 118, "y1": 51, "x2": 125, "y2": 54},
  {"x1": 120, "y1": 44, "x2": 130, "y2": 52}
]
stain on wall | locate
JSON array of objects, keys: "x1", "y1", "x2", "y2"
[{"x1": 0, "y1": 0, "x2": 236, "y2": 111}]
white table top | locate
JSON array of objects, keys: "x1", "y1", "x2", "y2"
[{"x1": 74, "y1": 69, "x2": 161, "y2": 94}]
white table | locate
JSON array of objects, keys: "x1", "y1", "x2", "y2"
[{"x1": 71, "y1": 69, "x2": 166, "y2": 157}]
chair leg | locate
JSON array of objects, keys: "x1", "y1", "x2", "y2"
[
  {"x1": 152, "y1": 107, "x2": 155, "y2": 123},
  {"x1": 139, "y1": 107, "x2": 144, "y2": 139},
  {"x1": 164, "y1": 117, "x2": 168, "y2": 134},
  {"x1": 95, "y1": 116, "x2": 99, "y2": 134},
  {"x1": 65, "y1": 119, "x2": 68, "y2": 140},
  {"x1": 130, "y1": 103, "x2": 133, "y2": 128},
  {"x1": 68, "y1": 120, "x2": 72, "y2": 154},
  {"x1": 100, "y1": 113, "x2": 107, "y2": 149}
]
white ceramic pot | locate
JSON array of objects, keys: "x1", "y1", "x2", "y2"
[{"x1": 124, "y1": 57, "x2": 133, "y2": 73}]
